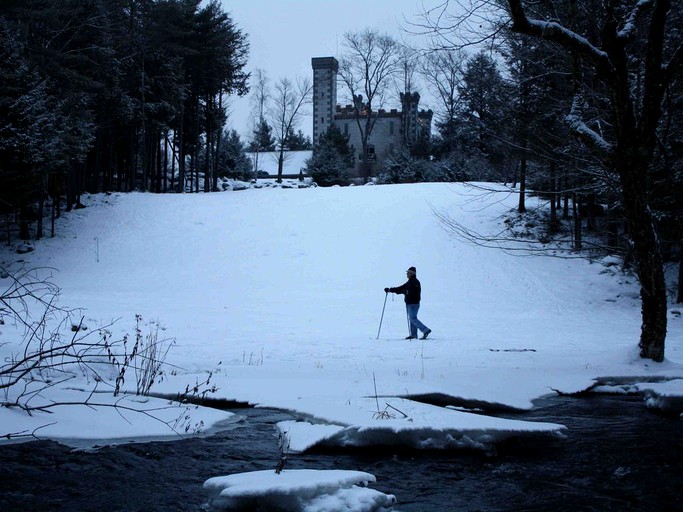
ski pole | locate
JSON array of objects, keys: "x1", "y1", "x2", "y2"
[{"x1": 376, "y1": 291, "x2": 389, "y2": 339}]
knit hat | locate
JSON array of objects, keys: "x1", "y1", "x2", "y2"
[{"x1": 407, "y1": 266, "x2": 416, "y2": 273}]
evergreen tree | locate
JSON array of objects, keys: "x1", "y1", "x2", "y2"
[
  {"x1": 216, "y1": 129, "x2": 252, "y2": 180},
  {"x1": 0, "y1": 0, "x2": 250, "y2": 227},
  {"x1": 248, "y1": 117, "x2": 276, "y2": 152},
  {"x1": 502, "y1": 33, "x2": 576, "y2": 214},
  {"x1": 457, "y1": 52, "x2": 513, "y2": 180},
  {"x1": 305, "y1": 125, "x2": 353, "y2": 186},
  {"x1": 0, "y1": 12, "x2": 94, "y2": 238},
  {"x1": 379, "y1": 146, "x2": 427, "y2": 183},
  {"x1": 286, "y1": 128, "x2": 313, "y2": 150}
]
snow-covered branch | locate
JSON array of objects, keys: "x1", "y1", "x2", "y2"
[
  {"x1": 617, "y1": 0, "x2": 654, "y2": 40},
  {"x1": 564, "y1": 96, "x2": 613, "y2": 156},
  {"x1": 507, "y1": 0, "x2": 610, "y2": 67}
]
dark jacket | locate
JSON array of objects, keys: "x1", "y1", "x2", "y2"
[{"x1": 389, "y1": 276, "x2": 421, "y2": 304}]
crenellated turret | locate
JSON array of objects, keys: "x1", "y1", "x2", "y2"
[{"x1": 312, "y1": 56, "x2": 432, "y2": 178}]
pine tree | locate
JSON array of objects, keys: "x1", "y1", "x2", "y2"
[
  {"x1": 305, "y1": 125, "x2": 353, "y2": 186},
  {"x1": 216, "y1": 129, "x2": 252, "y2": 180},
  {"x1": 248, "y1": 118, "x2": 276, "y2": 152},
  {"x1": 285, "y1": 129, "x2": 313, "y2": 150},
  {"x1": 457, "y1": 52, "x2": 513, "y2": 180}
]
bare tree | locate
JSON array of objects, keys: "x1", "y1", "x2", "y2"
[
  {"x1": 338, "y1": 29, "x2": 401, "y2": 180},
  {"x1": 423, "y1": 0, "x2": 683, "y2": 362},
  {"x1": 396, "y1": 44, "x2": 421, "y2": 96},
  {"x1": 249, "y1": 68, "x2": 270, "y2": 176},
  {"x1": 420, "y1": 48, "x2": 466, "y2": 130},
  {"x1": 269, "y1": 77, "x2": 312, "y2": 183}
]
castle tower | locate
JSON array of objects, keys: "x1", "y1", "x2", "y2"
[
  {"x1": 400, "y1": 92, "x2": 421, "y2": 146},
  {"x1": 311, "y1": 57, "x2": 338, "y2": 145}
]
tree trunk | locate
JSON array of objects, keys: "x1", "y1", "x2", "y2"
[
  {"x1": 549, "y1": 161, "x2": 557, "y2": 229},
  {"x1": 128, "y1": 128, "x2": 137, "y2": 192},
  {"x1": 36, "y1": 177, "x2": 45, "y2": 240},
  {"x1": 156, "y1": 131, "x2": 163, "y2": 193},
  {"x1": 177, "y1": 103, "x2": 186, "y2": 193},
  {"x1": 677, "y1": 240, "x2": 683, "y2": 304},
  {"x1": 277, "y1": 149, "x2": 284, "y2": 183},
  {"x1": 163, "y1": 131, "x2": 168, "y2": 193},
  {"x1": 572, "y1": 193, "x2": 582, "y2": 250},
  {"x1": 66, "y1": 162, "x2": 77, "y2": 212},
  {"x1": 618, "y1": 157, "x2": 667, "y2": 361},
  {"x1": 253, "y1": 151, "x2": 260, "y2": 179},
  {"x1": 171, "y1": 130, "x2": 177, "y2": 192},
  {"x1": 213, "y1": 92, "x2": 223, "y2": 192},
  {"x1": 517, "y1": 141, "x2": 527, "y2": 213},
  {"x1": 204, "y1": 116, "x2": 212, "y2": 193},
  {"x1": 19, "y1": 203, "x2": 30, "y2": 240},
  {"x1": 51, "y1": 194, "x2": 57, "y2": 238}
]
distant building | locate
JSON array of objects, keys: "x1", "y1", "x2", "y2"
[
  {"x1": 312, "y1": 56, "x2": 432, "y2": 178},
  {"x1": 248, "y1": 150, "x2": 311, "y2": 178}
]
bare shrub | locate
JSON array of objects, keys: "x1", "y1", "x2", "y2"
[{"x1": 0, "y1": 266, "x2": 186, "y2": 440}]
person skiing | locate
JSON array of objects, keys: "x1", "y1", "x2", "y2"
[{"x1": 384, "y1": 266, "x2": 432, "y2": 340}]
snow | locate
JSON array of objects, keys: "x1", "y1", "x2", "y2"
[
  {"x1": 248, "y1": 150, "x2": 312, "y2": 176},
  {"x1": 275, "y1": 396, "x2": 566, "y2": 453},
  {"x1": 1, "y1": 181, "x2": 682, "y2": 509},
  {"x1": 203, "y1": 469, "x2": 395, "y2": 512},
  {"x1": 635, "y1": 379, "x2": 683, "y2": 413},
  {"x1": 527, "y1": 19, "x2": 610, "y2": 61},
  {"x1": 0, "y1": 387, "x2": 237, "y2": 444}
]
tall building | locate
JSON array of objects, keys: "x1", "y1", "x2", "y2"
[
  {"x1": 311, "y1": 56, "x2": 432, "y2": 178},
  {"x1": 311, "y1": 57, "x2": 339, "y2": 145}
]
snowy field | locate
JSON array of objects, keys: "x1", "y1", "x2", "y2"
[{"x1": 1, "y1": 182, "x2": 682, "y2": 510}]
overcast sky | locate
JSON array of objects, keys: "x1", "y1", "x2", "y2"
[{"x1": 221, "y1": 0, "x2": 435, "y2": 140}]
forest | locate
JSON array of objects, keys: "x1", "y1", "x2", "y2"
[{"x1": 0, "y1": 0, "x2": 249, "y2": 240}]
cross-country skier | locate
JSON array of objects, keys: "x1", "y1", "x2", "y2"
[{"x1": 384, "y1": 266, "x2": 432, "y2": 340}]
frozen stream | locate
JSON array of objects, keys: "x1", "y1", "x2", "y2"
[{"x1": 1, "y1": 394, "x2": 682, "y2": 511}]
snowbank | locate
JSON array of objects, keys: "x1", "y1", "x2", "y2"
[
  {"x1": 274, "y1": 397, "x2": 565, "y2": 453},
  {"x1": 203, "y1": 469, "x2": 395, "y2": 512}
]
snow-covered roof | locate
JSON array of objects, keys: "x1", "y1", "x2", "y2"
[{"x1": 248, "y1": 150, "x2": 312, "y2": 176}]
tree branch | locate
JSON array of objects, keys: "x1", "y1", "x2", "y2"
[{"x1": 506, "y1": 0, "x2": 611, "y2": 68}]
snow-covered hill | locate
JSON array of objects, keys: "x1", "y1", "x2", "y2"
[{"x1": 1, "y1": 182, "x2": 682, "y2": 447}]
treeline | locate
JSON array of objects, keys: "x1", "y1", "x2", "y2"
[
  {"x1": 424, "y1": 43, "x2": 682, "y2": 262},
  {"x1": 417, "y1": 0, "x2": 683, "y2": 358},
  {"x1": 374, "y1": 6, "x2": 682, "y2": 268},
  {"x1": 0, "y1": 0, "x2": 248, "y2": 240}
]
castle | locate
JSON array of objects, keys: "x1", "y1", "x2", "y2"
[{"x1": 311, "y1": 57, "x2": 433, "y2": 178}]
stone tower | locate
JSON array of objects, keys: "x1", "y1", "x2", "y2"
[
  {"x1": 400, "y1": 92, "x2": 421, "y2": 146},
  {"x1": 311, "y1": 57, "x2": 338, "y2": 145}
]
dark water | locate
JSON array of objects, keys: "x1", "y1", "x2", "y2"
[{"x1": 2, "y1": 395, "x2": 682, "y2": 512}]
